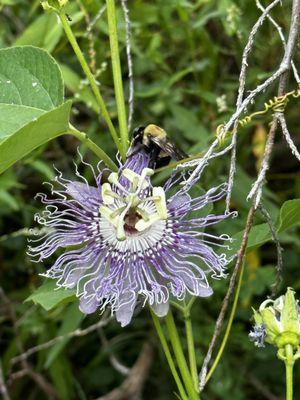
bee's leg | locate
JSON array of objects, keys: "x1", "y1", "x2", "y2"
[
  {"x1": 147, "y1": 146, "x2": 160, "y2": 169},
  {"x1": 127, "y1": 142, "x2": 143, "y2": 157},
  {"x1": 155, "y1": 156, "x2": 172, "y2": 169}
]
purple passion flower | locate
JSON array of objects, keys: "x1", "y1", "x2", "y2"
[{"x1": 28, "y1": 150, "x2": 235, "y2": 326}]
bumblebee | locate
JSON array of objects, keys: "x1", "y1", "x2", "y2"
[{"x1": 130, "y1": 124, "x2": 187, "y2": 169}]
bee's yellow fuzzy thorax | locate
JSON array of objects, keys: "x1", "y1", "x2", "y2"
[{"x1": 143, "y1": 124, "x2": 167, "y2": 146}]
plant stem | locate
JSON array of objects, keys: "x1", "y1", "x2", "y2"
[
  {"x1": 150, "y1": 310, "x2": 188, "y2": 400},
  {"x1": 183, "y1": 307, "x2": 198, "y2": 391},
  {"x1": 58, "y1": 12, "x2": 122, "y2": 157},
  {"x1": 69, "y1": 125, "x2": 118, "y2": 171},
  {"x1": 285, "y1": 344, "x2": 294, "y2": 400},
  {"x1": 106, "y1": 0, "x2": 129, "y2": 158},
  {"x1": 165, "y1": 310, "x2": 199, "y2": 400},
  {"x1": 205, "y1": 261, "x2": 245, "y2": 384}
]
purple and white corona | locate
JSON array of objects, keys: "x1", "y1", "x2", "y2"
[{"x1": 29, "y1": 148, "x2": 235, "y2": 326}]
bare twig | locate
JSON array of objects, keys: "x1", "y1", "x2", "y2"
[
  {"x1": 278, "y1": 112, "x2": 300, "y2": 161},
  {"x1": 247, "y1": 117, "x2": 278, "y2": 208},
  {"x1": 85, "y1": 4, "x2": 107, "y2": 37},
  {"x1": 248, "y1": 0, "x2": 300, "y2": 206},
  {"x1": 11, "y1": 316, "x2": 112, "y2": 367},
  {"x1": 226, "y1": 0, "x2": 282, "y2": 211},
  {"x1": 0, "y1": 227, "x2": 50, "y2": 242},
  {"x1": 0, "y1": 360, "x2": 10, "y2": 400},
  {"x1": 258, "y1": 203, "x2": 283, "y2": 296},
  {"x1": 121, "y1": 0, "x2": 134, "y2": 132},
  {"x1": 199, "y1": 205, "x2": 256, "y2": 390},
  {"x1": 256, "y1": 0, "x2": 300, "y2": 85},
  {"x1": 199, "y1": 0, "x2": 300, "y2": 389},
  {"x1": 77, "y1": 0, "x2": 97, "y2": 73},
  {"x1": 94, "y1": 341, "x2": 153, "y2": 400}
]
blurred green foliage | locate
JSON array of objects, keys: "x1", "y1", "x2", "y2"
[{"x1": 0, "y1": 0, "x2": 300, "y2": 399}]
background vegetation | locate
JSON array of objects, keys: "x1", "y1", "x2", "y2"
[{"x1": 0, "y1": 0, "x2": 299, "y2": 399}]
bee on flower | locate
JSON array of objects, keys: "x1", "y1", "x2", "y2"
[{"x1": 28, "y1": 140, "x2": 236, "y2": 327}]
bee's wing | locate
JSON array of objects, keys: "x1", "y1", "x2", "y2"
[{"x1": 150, "y1": 136, "x2": 187, "y2": 160}]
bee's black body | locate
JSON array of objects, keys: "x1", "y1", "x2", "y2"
[{"x1": 130, "y1": 124, "x2": 187, "y2": 169}]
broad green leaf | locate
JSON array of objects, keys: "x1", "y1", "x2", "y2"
[
  {"x1": 0, "y1": 46, "x2": 64, "y2": 111},
  {"x1": 0, "y1": 46, "x2": 63, "y2": 110},
  {"x1": 277, "y1": 199, "x2": 300, "y2": 233},
  {"x1": 0, "y1": 104, "x2": 44, "y2": 140},
  {"x1": 0, "y1": 101, "x2": 72, "y2": 174},
  {"x1": 45, "y1": 302, "x2": 84, "y2": 368},
  {"x1": 26, "y1": 280, "x2": 76, "y2": 311}
]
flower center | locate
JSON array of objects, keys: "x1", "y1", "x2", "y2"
[{"x1": 99, "y1": 168, "x2": 168, "y2": 241}]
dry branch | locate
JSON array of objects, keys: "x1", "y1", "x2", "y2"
[{"x1": 199, "y1": 0, "x2": 300, "y2": 390}]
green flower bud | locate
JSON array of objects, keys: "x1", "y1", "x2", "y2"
[
  {"x1": 41, "y1": 0, "x2": 68, "y2": 12},
  {"x1": 249, "y1": 288, "x2": 300, "y2": 351}
]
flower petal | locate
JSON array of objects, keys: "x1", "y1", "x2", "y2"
[
  {"x1": 151, "y1": 300, "x2": 170, "y2": 317},
  {"x1": 116, "y1": 291, "x2": 137, "y2": 327}
]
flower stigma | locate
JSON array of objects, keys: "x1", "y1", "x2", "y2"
[{"x1": 99, "y1": 168, "x2": 168, "y2": 241}]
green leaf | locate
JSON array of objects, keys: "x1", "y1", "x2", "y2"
[
  {"x1": 0, "y1": 104, "x2": 44, "y2": 140},
  {"x1": 14, "y1": 13, "x2": 63, "y2": 53},
  {"x1": 0, "y1": 189, "x2": 19, "y2": 211},
  {"x1": 228, "y1": 223, "x2": 271, "y2": 256},
  {"x1": 26, "y1": 280, "x2": 76, "y2": 311},
  {"x1": 0, "y1": 46, "x2": 63, "y2": 110},
  {"x1": 14, "y1": 10, "x2": 84, "y2": 53},
  {"x1": 45, "y1": 302, "x2": 84, "y2": 368},
  {"x1": 277, "y1": 199, "x2": 300, "y2": 233},
  {"x1": 48, "y1": 356, "x2": 76, "y2": 400},
  {"x1": 0, "y1": 101, "x2": 72, "y2": 174}
]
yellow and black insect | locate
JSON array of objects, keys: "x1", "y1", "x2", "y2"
[{"x1": 131, "y1": 124, "x2": 187, "y2": 169}]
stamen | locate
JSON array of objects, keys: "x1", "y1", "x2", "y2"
[
  {"x1": 102, "y1": 183, "x2": 120, "y2": 205},
  {"x1": 100, "y1": 168, "x2": 168, "y2": 238},
  {"x1": 116, "y1": 202, "x2": 132, "y2": 241},
  {"x1": 135, "y1": 213, "x2": 161, "y2": 231},
  {"x1": 108, "y1": 172, "x2": 129, "y2": 194},
  {"x1": 153, "y1": 187, "x2": 168, "y2": 219},
  {"x1": 136, "y1": 207, "x2": 150, "y2": 222}
]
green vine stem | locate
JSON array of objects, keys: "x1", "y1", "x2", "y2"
[
  {"x1": 165, "y1": 310, "x2": 200, "y2": 400},
  {"x1": 150, "y1": 310, "x2": 188, "y2": 400},
  {"x1": 58, "y1": 12, "x2": 122, "y2": 157},
  {"x1": 106, "y1": 0, "x2": 129, "y2": 158},
  {"x1": 285, "y1": 344, "x2": 294, "y2": 400},
  {"x1": 183, "y1": 307, "x2": 198, "y2": 391},
  {"x1": 205, "y1": 261, "x2": 245, "y2": 384},
  {"x1": 69, "y1": 125, "x2": 118, "y2": 171}
]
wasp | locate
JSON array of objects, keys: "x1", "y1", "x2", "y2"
[{"x1": 129, "y1": 124, "x2": 187, "y2": 169}]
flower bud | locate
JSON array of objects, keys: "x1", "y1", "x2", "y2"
[
  {"x1": 41, "y1": 0, "x2": 68, "y2": 11},
  {"x1": 249, "y1": 288, "x2": 300, "y2": 351}
]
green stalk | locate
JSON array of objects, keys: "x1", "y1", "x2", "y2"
[
  {"x1": 205, "y1": 261, "x2": 245, "y2": 384},
  {"x1": 69, "y1": 125, "x2": 118, "y2": 171},
  {"x1": 106, "y1": 0, "x2": 129, "y2": 158},
  {"x1": 285, "y1": 344, "x2": 294, "y2": 400},
  {"x1": 165, "y1": 311, "x2": 199, "y2": 400},
  {"x1": 58, "y1": 13, "x2": 122, "y2": 157},
  {"x1": 183, "y1": 308, "x2": 198, "y2": 391},
  {"x1": 150, "y1": 310, "x2": 188, "y2": 400}
]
